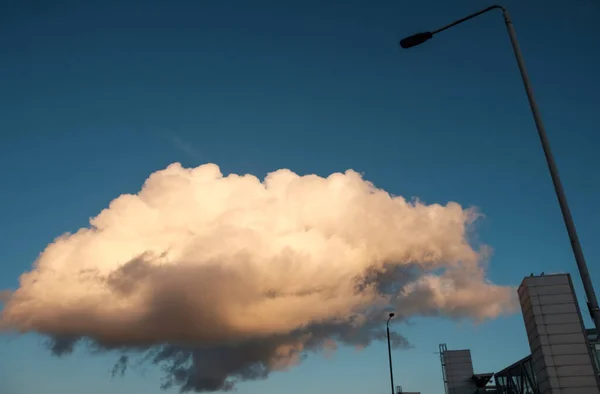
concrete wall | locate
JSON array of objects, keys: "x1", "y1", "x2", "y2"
[
  {"x1": 519, "y1": 273, "x2": 600, "y2": 394},
  {"x1": 443, "y1": 349, "x2": 476, "y2": 394}
]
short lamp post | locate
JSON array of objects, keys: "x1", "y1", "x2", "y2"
[{"x1": 387, "y1": 312, "x2": 396, "y2": 394}]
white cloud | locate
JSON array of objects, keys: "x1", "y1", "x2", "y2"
[{"x1": 0, "y1": 162, "x2": 516, "y2": 392}]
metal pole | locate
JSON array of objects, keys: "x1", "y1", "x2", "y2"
[
  {"x1": 432, "y1": 5, "x2": 503, "y2": 35},
  {"x1": 387, "y1": 319, "x2": 395, "y2": 394},
  {"x1": 501, "y1": 9, "x2": 600, "y2": 336}
]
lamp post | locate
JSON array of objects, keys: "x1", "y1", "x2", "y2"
[
  {"x1": 386, "y1": 312, "x2": 395, "y2": 394},
  {"x1": 399, "y1": 5, "x2": 600, "y2": 338}
]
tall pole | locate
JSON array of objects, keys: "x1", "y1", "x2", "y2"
[
  {"x1": 387, "y1": 313, "x2": 395, "y2": 394},
  {"x1": 399, "y1": 5, "x2": 600, "y2": 338},
  {"x1": 500, "y1": 9, "x2": 600, "y2": 337}
]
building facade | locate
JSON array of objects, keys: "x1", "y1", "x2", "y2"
[
  {"x1": 518, "y1": 273, "x2": 600, "y2": 394},
  {"x1": 438, "y1": 273, "x2": 600, "y2": 394}
]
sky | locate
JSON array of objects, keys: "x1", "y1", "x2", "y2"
[{"x1": 1, "y1": 0, "x2": 599, "y2": 393}]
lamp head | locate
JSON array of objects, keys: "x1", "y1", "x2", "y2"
[{"x1": 399, "y1": 32, "x2": 433, "y2": 48}]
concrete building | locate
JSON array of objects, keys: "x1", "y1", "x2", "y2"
[
  {"x1": 438, "y1": 273, "x2": 600, "y2": 394},
  {"x1": 517, "y1": 273, "x2": 600, "y2": 393},
  {"x1": 440, "y1": 346, "x2": 476, "y2": 394},
  {"x1": 396, "y1": 384, "x2": 420, "y2": 394},
  {"x1": 439, "y1": 344, "x2": 495, "y2": 393}
]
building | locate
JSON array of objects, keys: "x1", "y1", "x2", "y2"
[
  {"x1": 439, "y1": 273, "x2": 600, "y2": 394},
  {"x1": 396, "y1": 384, "x2": 420, "y2": 394},
  {"x1": 516, "y1": 273, "x2": 600, "y2": 393},
  {"x1": 439, "y1": 345, "x2": 495, "y2": 393}
]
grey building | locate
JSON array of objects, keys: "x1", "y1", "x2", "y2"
[
  {"x1": 515, "y1": 273, "x2": 600, "y2": 393},
  {"x1": 396, "y1": 384, "x2": 420, "y2": 394},
  {"x1": 439, "y1": 344, "x2": 495, "y2": 393},
  {"x1": 438, "y1": 273, "x2": 600, "y2": 394}
]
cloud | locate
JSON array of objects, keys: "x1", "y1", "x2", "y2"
[
  {"x1": 0, "y1": 163, "x2": 516, "y2": 392},
  {"x1": 111, "y1": 355, "x2": 128, "y2": 378},
  {"x1": 0, "y1": 290, "x2": 11, "y2": 303}
]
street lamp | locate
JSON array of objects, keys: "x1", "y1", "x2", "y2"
[
  {"x1": 386, "y1": 312, "x2": 395, "y2": 394},
  {"x1": 399, "y1": 5, "x2": 600, "y2": 338}
]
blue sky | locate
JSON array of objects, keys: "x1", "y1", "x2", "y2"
[{"x1": 1, "y1": 0, "x2": 599, "y2": 393}]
